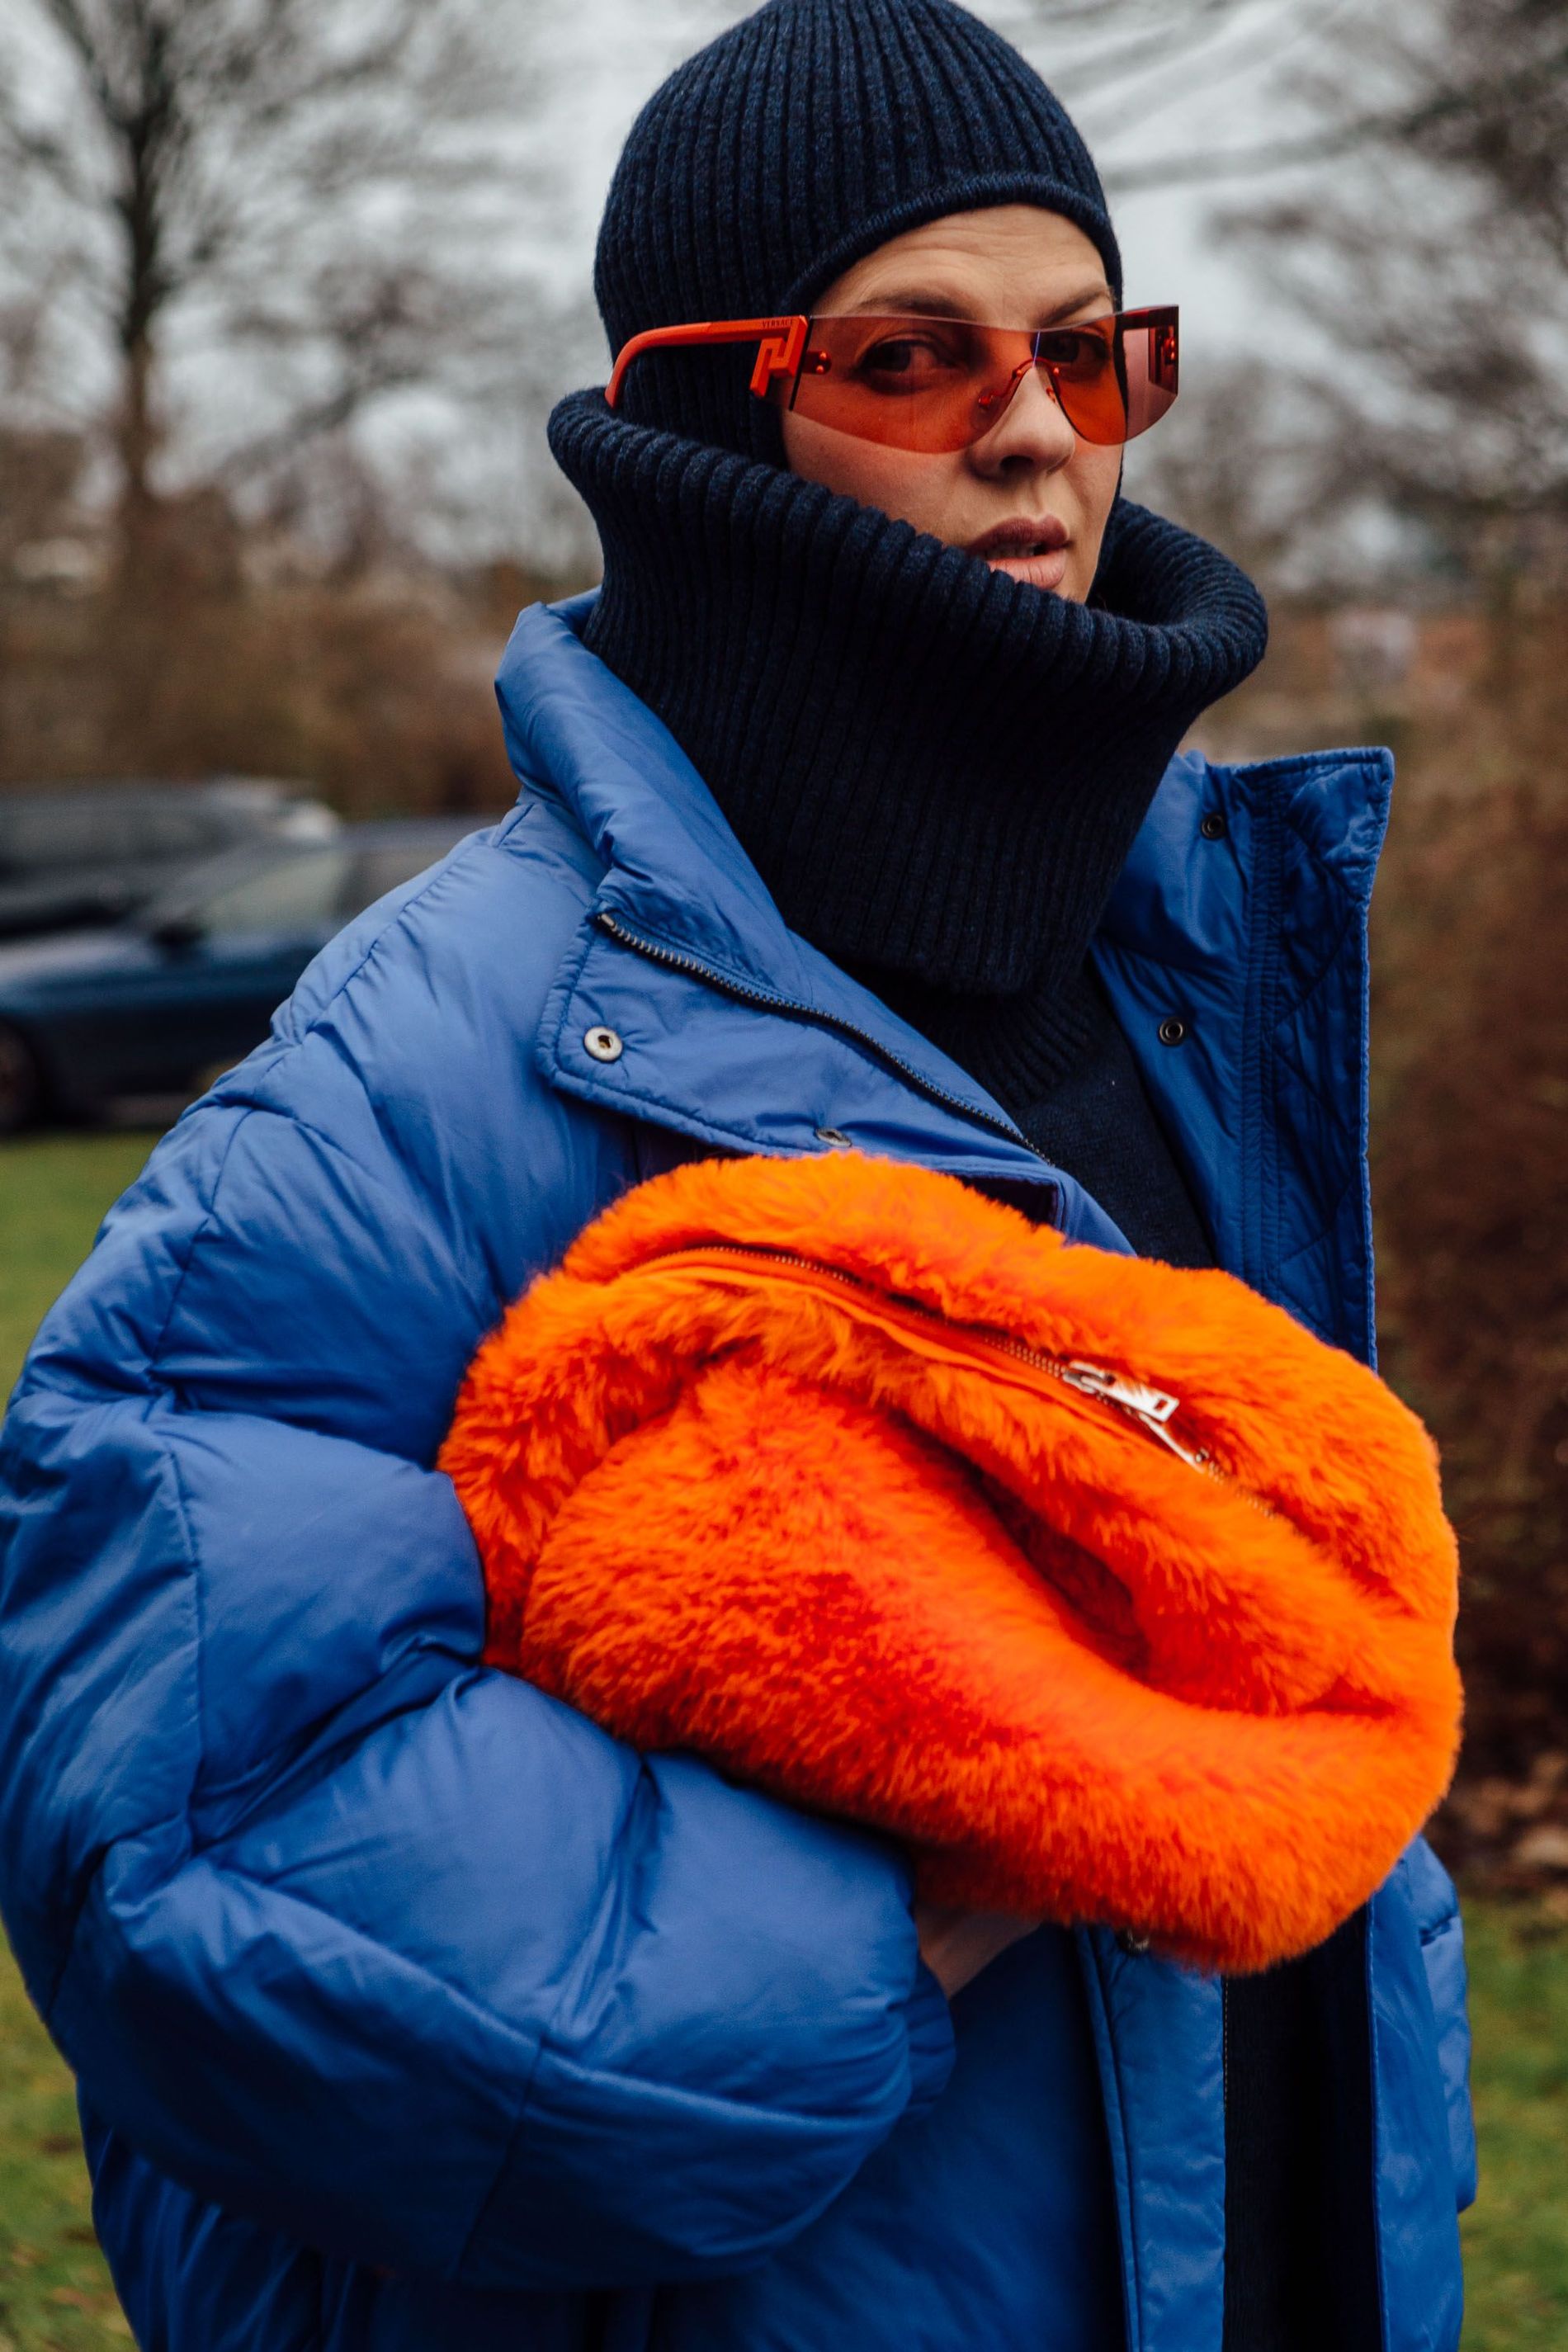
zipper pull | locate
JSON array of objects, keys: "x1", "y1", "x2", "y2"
[
  {"x1": 1060, "y1": 1360, "x2": 1211, "y2": 1469},
  {"x1": 1061, "y1": 1360, "x2": 1178, "y2": 1423}
]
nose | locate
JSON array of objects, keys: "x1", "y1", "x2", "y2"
[{"x1": 970, "y1": 361, "x2": 1076, "y2": 477}]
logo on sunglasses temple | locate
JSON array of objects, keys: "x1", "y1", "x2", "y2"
[
  {"x1": 749, "y1": 317, "x2": 810, "y2": 398},
  {"x1": 605, "y1": 314, "x2": 811, "y2": 410}
]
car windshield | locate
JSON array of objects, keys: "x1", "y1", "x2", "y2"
[
  {"x1": 0, "y1": 796, "x2": 242, "y2": 872},
  {"x1": 196, "y1": 847, "x2": 352, "y2": 935},
  {"x1": 145, "y1": 843, "x2": 351, "y2": 936},
  {"x1": 0, "y1": 802, "x2": 145, "y2": 872},
  {"x1": 351, "y1": 838, "x2": 470, "y2": 905},
  {"x1": 143, "y1": 826, "x2": 473, "y2": 937}
]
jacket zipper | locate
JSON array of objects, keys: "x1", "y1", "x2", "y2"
[
  {"x1": 594, "y1": 917, "x2": 1273, "y2": 1506},
  {"x1": 640, "y1": 1239, "x2": 1249, "y2": 1486},
  {"x1": 593, "y1": 909, "x2": 1046, "y2": 1159}
]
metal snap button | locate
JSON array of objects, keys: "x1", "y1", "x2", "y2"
[
  {"x1": 583, "y1": 1026, "x2": 624, "y2": 1064},
  {"x1": 1117, "y1": 1930, "x2": 1152, "y2": 1958},
  {"x1": 1200, "y1": 810, "x2": 1227, "y2": 841},
  {"x1": 1158, "y1": 1017, "x2": 1188, "y2": 1048},
  {"x1": 815, "y1": 1127, "x2": 852, "y2": 1150}
]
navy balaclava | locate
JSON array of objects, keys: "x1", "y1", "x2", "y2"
[{"x1": 550, "y1": 0, "x2": 1267, "y2": 1052}]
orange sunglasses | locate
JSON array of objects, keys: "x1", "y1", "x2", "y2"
[{"x1": 607, "y1": 305, "x2": 1179, "y2": 452}]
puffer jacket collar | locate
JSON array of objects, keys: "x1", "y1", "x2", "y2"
[
  {"x1": 503, "y1": 597, "x2": 1129, "y2": 1252},
  {"x1": 496, "y1": 594, "x2": 1393, "y2": 1360}
]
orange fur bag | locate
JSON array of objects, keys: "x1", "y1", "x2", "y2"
[{"x1": 441, "y1": 1152, "x2": 1461, "y2": 1973}]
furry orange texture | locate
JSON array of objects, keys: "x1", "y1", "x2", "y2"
[{"x1": 440, "y1": 1152, "x2": 1461, "y2": 1974}]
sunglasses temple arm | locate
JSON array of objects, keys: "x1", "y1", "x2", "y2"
[{"x1": 607, "y1": 315, "x2": 809, "y2": 409}]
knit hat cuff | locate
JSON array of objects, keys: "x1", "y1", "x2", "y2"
[{"x1": 782, "y1": 173, "x2": 1123, "y2": 314}]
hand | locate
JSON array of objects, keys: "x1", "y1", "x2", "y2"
[{"x1": 913, "y1": 1900, "x2": 1040, "y2": 1999}]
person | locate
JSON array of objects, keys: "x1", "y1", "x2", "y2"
[{"x1": 0, "y1": 2, "x2": 1474, "y2": 2347}]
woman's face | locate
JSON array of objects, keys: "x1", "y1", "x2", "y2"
[{"x1": 782, "y1": 205, "x2": 1123, "y2": 603}]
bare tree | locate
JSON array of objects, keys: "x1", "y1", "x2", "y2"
[
  {"x1": 0, "y1": 0, "x2": 554, "y2": 574},
  {"x1": 996, "y1": 0, "x2": 1262, "y2": 106},
  {"x1": 0, "y1": 287, "x2": 91, "y2": 588},
  {"x1": 1211, "y1": 0, "x2": 1568, "y2": 579}
]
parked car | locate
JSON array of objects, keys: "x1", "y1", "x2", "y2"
[
  {"x1": 0, "y1": 777, "x2": 338, "y2": 942},
  {"x1": 0, "y1": 818, "x2": 481, "y2": 1134}
]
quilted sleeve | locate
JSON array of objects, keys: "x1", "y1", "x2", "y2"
[
  {"x1": 0, "y1": 1060, "x2": 951, "y2": 2290},
  {"x1": 1402, "y1": 1838, "x2": 1477, "y2": 2212}
]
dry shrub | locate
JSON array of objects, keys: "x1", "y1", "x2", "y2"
[
  {"x1": 100, "y1": 574, "x2": 517, "y2": 818},
  {"x1": 1, "y1": 539, "x2": 584, "y2": 815},
  {"x1": 1193, "y1": 597, "x2": 1568, "y2": 1868},
  {"x1": 1368, "y1": 604, "x2": 1568, "y2": 1866}
]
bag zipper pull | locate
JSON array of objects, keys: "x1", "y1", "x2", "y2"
[
  {"x1": 1060, "y1": 1360, "x2": 1211, "y2": 1469},
  {"x1": 1061, "y1": 1360, "x2": 1178, "y2": 1421}
]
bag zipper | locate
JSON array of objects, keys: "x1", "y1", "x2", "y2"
[{"x1": 639, "y1": 1239, "x2": 1233, "y2": 1481}]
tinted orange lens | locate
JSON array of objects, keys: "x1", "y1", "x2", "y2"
[
  {"x1": 1073, "y1": 307, "x2": 1180, "y2": 445},
  {"x1": 782, "y1": 308, "x2": 1178, "y2": 452},
  {"x1": 786, "y1": 314, "x2": 1020, "y2": 452}
]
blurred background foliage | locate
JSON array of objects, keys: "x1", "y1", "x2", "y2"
[{"x1": 1, "y1": 2, "x2": 1567, "y2": 2340}]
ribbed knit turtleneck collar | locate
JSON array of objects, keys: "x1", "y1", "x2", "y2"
[{"x1": 549, "y1": 391, "x2": 1268, "y2": 1028}]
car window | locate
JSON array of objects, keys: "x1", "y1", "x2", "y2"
[
  {"x1": 134, "y1": 805, "x2": 222, "y2": 857},
  {"x1": 347, "y1": 838, "x2": 462, "y2": 914},
  {"x1": 0, "y1": 803, "x2": 140, "y2": 869},
  {"x1": 196, "y1": 846, "x2": 352, "y2": 935}
]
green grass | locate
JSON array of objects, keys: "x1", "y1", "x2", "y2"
[
  {"x1": 1, "y1": 1131, "x2": 1565, "y2": 2347},
  {"x1": 1, "y1": 1133, "x2": 153, "y2": 2348},
  {"x1": 1459, "y1": 1900, "x2": 1568, "y2": 2347},
  {"x1": 1, "y1": 1939, "x2": 130, "y2": 2348},
  {"x1": 0, "y1": 1135, "x2": 158, "y2": 1400}
]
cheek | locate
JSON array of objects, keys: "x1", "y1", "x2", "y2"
[
  {"x1": 1062, "y1": 444, "x2": 1122, "y2": 600},
  {"x1": 781, "y1": 411, "x2": 970, "y2": 539}
]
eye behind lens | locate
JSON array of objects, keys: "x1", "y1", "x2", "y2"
[
  {"x1": 862, "y1": 333, "x2": 961, "y2": 368},
  {"x1": 1037, "y1": 329, "x2": 1113, "y2": 381}
]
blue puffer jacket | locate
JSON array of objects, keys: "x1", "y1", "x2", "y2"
[{"x1": 0, "y1": 596, "x2": 1474, "y2": 2352}]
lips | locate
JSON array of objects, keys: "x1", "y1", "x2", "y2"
[
  {"x1": 967, "y1": 516, "x2": 1070, "y2": 563},
  {"x1": 967, "y1": 516, "x2": 1071, "y2": 593}
]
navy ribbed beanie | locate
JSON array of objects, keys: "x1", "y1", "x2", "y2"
[{"x1": 597, "y1": 0, "x2": 1122, "y2": 459}]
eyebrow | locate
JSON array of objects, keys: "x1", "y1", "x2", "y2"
[{"x1": 834, "y1": 281, "x2": 1115, "y2": 325}]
